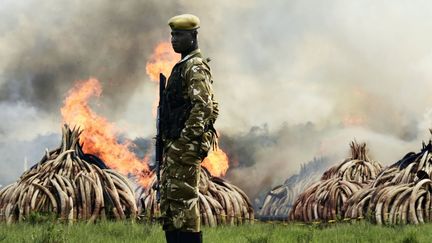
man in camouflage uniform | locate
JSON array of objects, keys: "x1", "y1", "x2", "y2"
[{"x1": 160, "y1": 14, "x2": 218, "y2": 243}]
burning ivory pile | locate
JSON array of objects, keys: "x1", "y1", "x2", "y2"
[
  {"x1": 259, "y1": 157, "x2": 328, "y2": 218},
  {"x1": 288, "y1": 142, "x2": 383, "y2": 222},
  {"x1": 345, "y1": 140, "x2": 432, "y2": 225},
  {"x1": 0, "y1": 125, "x2": 137, "y2": 223},
  {"x1": 137, "y1": 167, "x2": 254, "y2": 226}
]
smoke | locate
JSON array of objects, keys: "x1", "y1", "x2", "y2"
[
  {"x1": 0, "y1": 133, "x2": 59, "y2": 186},
  {"x1": 0, "y1": 0, "x2": 178, "y2": 120},
  {"x1": 3, "y1": 0, "x2": 432, "y2": 204},
  {"x1": 186, "y1": 0, "x2": 432, "y2": 200},
  {"x1": 218, "y1": 123, "x2": 418, "y2": 200}
]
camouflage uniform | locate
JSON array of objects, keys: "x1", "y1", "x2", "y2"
[{"x1": 161, "y1": 48, "x2": 218, "y2": 232}]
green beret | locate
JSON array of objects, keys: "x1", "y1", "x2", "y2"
[{"x1": 168, "y1": 14, "x2": 200, "y2": 31}]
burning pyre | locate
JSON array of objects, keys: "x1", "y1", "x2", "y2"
[
  {"x1": 258, "y1": 157, "x2": 328, "y2": 219},
  {"x1": 345, "y1": 138, "x2": 432, "y2": 225},
  {"x1": 0, "y1": 40, "x2": 251, "y2": 226},
  {"x1": 0, "y1": 125, "x2": 137, "y2": 223},
  {"x1": 61, "y1": 78, "x2": 152, "y2": 188},
  {"x1": 287, "y1": 142, "x2": 383, "y2": 222}
]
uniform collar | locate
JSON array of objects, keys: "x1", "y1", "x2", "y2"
[{"x1": 177, "y1": 49, "x2": 201, "y2": 64}]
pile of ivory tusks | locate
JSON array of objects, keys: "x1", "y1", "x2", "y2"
[
  {"x1": 288, "y1": 177, "x2": 367, "y2": 222},
  {"x1": 0, "y1": 124, "x2": 137, "y2": 224},
  {"x1": 258, "y1": 170, "x2": 321, "y2": 217},
  {"x1": 321, "y1": 142, "x2": 382, "y2": 183},
  {"x1": 345, "y1": 140, "x2": 432, "y2": 224},
  {"x1": 137, "y1": 167, "x2": 254, "y2": 226},
  {"x1": 288, "y1": 142, "x2": 383, "y2": 222}
]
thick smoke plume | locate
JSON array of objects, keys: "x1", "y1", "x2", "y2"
[{"x1": 2, "y1": 0, "x2": 432, "y2": 205}]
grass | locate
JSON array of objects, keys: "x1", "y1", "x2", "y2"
[{"x1": 0, "y1": 220, "x2": 431, "y2": 243}]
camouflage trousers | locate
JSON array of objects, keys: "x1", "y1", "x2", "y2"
[{"x1": 160, "y1": 138, "x2": 204, "y2": 232}]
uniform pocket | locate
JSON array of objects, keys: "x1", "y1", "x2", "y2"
[
  {"x1": 167, "y1": 164, "x2": 199, "y2": 203},
  {"x1": 178, "y1": 139, "x2": 203, "y2": 166}
]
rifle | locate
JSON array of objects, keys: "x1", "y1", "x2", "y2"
[{"x1": 155, "y1": 73, "x2": 166, "y2": 203}]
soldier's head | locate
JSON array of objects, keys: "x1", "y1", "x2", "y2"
[{"x1": 168, "y1": 14, "x2": 199, "y2": 54}]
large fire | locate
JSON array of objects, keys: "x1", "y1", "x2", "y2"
[
  {"x1": 146, "y1": 41, "x2": 179, "y2": 82},
  {"x1": 342, "y1": 114, "x2": 365, "y2": 127},
  {"x1": 202, "y1": 148, "x2": 229, "y2": 177},
  {"x1": 61, "y1": 78, "x2": 152, "y2": 187},
  {"x1": 146, "y1": 41, "x2": 230, "y2": 177},
  {"x1": 59, "y1": 39, "x2": 229, "y2": 188},
  {"x1": 145, "y1": 41, "x2": 179, "y2": 116}
]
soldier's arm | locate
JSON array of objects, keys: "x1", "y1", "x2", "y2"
[
  {"x1": 180, "y1": 60, "x2": 214, "y2": 141},
  {"x1": 209, "y1": 95, "x2": 219, "y2": 124}
]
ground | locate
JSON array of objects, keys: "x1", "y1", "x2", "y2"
[{"x1": 0, "y1": 220, "x2": 430, "y2": 243}]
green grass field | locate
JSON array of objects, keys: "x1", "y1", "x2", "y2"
[{"x1": 0, "y1": 220, "x2": 430, "y2": 243}]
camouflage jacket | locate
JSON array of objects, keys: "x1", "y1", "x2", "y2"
[{"x1": 164, "y1": 49, "x2": 219, "y2": 154}]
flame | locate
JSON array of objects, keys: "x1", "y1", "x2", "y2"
[
  {"x1": 146, "y1": 41, "x2": 179, "y2": 116},
  {"x1": 146, "y1": 41, "x2": 179, "y2": 82},
  {"x1": 342, "y1": 114, "x2": 365, "y2": 127},
  {"x1": 61, "y1": 78, "x2": 152, "y2": 187},
  {"x1": 202, "y1": 147, "x2": 230, "y2": 177}
]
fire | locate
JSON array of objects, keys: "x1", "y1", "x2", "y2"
[
  {"x1": 342, "y1": 114, "x2": 365, "y2": 127},
  {"x1": 146, "y1": 41, "x2": 230, "y2": 177},
  {"x1": 202, "y1": 147, "x2": 230, "y2": 177},
  {"x1": 61, "y1": 78, "x2": 152, "y2": 187},
  {"x1": 146, "y1": 41, "x2": 179, "y2": 82},
  {"x1": 146, "y1": 41, "x2": 179, "y2": 116}
]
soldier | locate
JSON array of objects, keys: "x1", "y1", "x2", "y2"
[{"x1": 160, "y1": 14, "x2": 219, "y2": 243}]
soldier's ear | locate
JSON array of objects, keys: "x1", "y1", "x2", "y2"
[{"x1": 191, "y1": 30, "x2": 198, "y2": 40}]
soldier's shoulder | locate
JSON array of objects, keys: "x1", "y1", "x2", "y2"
[
  {"x1": 185, "y1": 56, "x2": 209, "y2": 69},
  {"x1": 183, "y1": 56, "x2": 210, "y2": 76}
]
